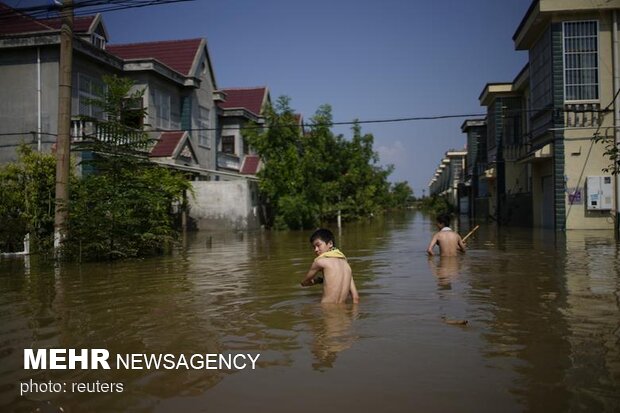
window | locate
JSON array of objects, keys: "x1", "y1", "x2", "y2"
[
  {"x1": 564, "y1": 21, "x2": 599, "y2": 101},
  {"x1": 91, "y1": 33, "x2": 106, "y2": 50},
  {"x1": 152, "y1": 89, "x2": 170, "y2": 129},
  {"x1": 198, "y1": 106, "x2": 210, "y2": 147},
  {"x1": 76, "y1": 73, "x2": 105, "y2": 120},
  {"x1": 222, "y1": 135, "x2": 235, "y2": 154}
]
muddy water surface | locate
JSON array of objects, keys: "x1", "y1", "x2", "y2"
[{"x1": 1, "y1": 211, "x2": 619, "y2": 412}]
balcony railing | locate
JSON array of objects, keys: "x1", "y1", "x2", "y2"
[
  {"x1": 71, "y1": 119, "x2": 148, "y2": 151},
  {"x1": 564, "y1": 103, "x2": 602, "y2": 128},
  {"x1": 217, "y1": 152, "x2": 240, "y2": 170}
]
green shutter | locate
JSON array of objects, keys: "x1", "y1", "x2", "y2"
[{"x1": 181, "y1": 96, "x2": 191, "y2": 131}]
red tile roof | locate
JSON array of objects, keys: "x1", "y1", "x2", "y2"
[
  {"x1": 0, "y1": 4, "x2": 96, "y2": 35},
  {"x1": 240, "y1": 155, "x2": 261, "y2": 175},
  {"x1": 0, "y1": 3, "x2": 54, "y2": 35},
  {"x1": 41, "y1": 16, "x2": 96, "y2": 33},
  {"x1": 218, "y1": 87, "x2": 268, "y2": 117},
  {"x1": 107, "y1": 38, "x2": 202, "y2": 76},
  {"x1": 150, "y1": 131, "x2": 185, "y2": 157}
]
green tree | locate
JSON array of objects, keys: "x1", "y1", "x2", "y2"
[
  {"x1": 418, "y1": 195, "x2": 453, "y2": 215},
  {"x1": 245, "y1": 97, "x2": 410, "y2": 229},
  {"x1": 0, "y1": 145, "x2": 56, "y2": 253},
  {"x1": 245, "y1": 96, "x2": 312, "y2": 229},
  {"x1": 389, "y1": 181, "x2": 414, "y2": 208},
  {"x1": 334, "y1": 122, "x2": 394, "y2": 220}
]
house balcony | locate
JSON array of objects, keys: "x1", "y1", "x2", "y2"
[
  {"x1": 564, "y1": 103, "x2": 602, "y2": 128},
  {"x1": 71, "y1": 118, "x2": 148, "y2": 151},
  {"x1": 217, "y1": 152, "x2": 240, "y2": 171}
]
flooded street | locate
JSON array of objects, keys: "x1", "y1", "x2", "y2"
[{"x1": 1, "y1": 211, "x2": 620, "y2": 412}]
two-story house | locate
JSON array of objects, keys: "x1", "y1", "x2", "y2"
[
  {"x1": 0, "y1": 3, "x2": 217, "y2": 177},
  {"x1": 0, "y1": 2, "x2": 266, "y2": 230},
  {"x1": 478, "y1": 65, "x2": 533, "y2": 226},
  {"x1": 514, "y1": 0, "x2": 620, "y2": 230},
  {"x1": 0, "y1": 3, "x2": 120, "y2": 163},
  {"x1": 215, "y1": 86, "x2": 271, "y2": 176},
  {"x1": 107, "y1": 38, "x2": 218, "y2": 173},
  {"x1": 461, "y1": 118, "x2": 487, "y2": 220},
  {"x1": 428, "y1": 149, "x2": 468, "y2": 213}
]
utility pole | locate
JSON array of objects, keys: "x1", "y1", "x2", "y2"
[
  {"x1": 613, "y1": 11, "x2": 620, "y2": 239},
  {"x1": 53, "y1": 0, "x2": 73, "y2": 251}
]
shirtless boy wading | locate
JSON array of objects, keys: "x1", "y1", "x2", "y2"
[
  {"x1": 426, "y1": 213, "x2": 466, "y2": 257},
  {"x1": 301, "y1": 229, "x2": 359, "y2": 304}
]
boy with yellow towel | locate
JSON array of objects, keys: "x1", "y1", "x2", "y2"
[{"x1": 301, "y1": 229, "x2": 359, "y2": 304}]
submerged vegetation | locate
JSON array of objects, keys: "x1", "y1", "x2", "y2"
[
  {"x1": 0, "y1": 145, "x2": 56, "y2": 254},
  {"x1": 62, "y1": 75, "x2": 191, "y2": 261},
  {"x1": 0, "y1": 76, "x2": 190, "y2": 260}
]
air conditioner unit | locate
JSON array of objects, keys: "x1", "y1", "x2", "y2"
[{"x1": 586, "y1": 176, "x2": 613, "y2": 210}]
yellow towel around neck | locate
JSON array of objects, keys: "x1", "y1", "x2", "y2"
[{"x1": 315, "y1": 248, "x2": 347, "y2": 261}]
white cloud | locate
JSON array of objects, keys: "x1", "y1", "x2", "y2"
[{"x1": 377, "y1": 140, "x2": 406, "y2": 166}]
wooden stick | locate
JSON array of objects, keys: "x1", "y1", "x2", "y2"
[{"x1": 461, "y1": 225, "x2": 480, "y2": 243}]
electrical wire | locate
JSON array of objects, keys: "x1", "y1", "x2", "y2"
[
  {"x1": 0, "y1": 0, "x2": 194, "y2": 21},
  {"x1": 0, "y1": 105, "x2": 614, "y2": 138}
]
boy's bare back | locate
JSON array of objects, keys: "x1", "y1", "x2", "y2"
[
  {"x1": 427, "y1": 230, "x2": 465, "y2": 257},
  {"x1": 314, "y1": 257, "x2": 357, "y2": 304},
  {"x1": 426, "y1": 214, "x2": 466, "y2": 257}
]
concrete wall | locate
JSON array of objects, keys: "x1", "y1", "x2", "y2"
[
  {"x1": 0, "y1": 46, "x2": 59, "y2": 163},
  {"x1": 559, "y1": 11, "x2": 616, "y2": 230},
  {"x1": 563, "y1": 135, "x2": 614, "y2": 230},
  {"x1": 189, "y1": 180, "x2": 261, "y2": 230},
  {"x1": 0, "y1": 45, "x2": 121, "y2": 164}
]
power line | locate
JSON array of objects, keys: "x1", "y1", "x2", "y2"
[
  {"x1": 0, "y1": 105, "x2": 615, "y2": 137},
  {"x1": 0, "y1": 0, "x2": 194, "y2": 21},
  {"x1": 0, "y1": 112, "x2": 488, "y2": 137}
]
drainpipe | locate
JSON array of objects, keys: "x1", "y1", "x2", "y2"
[
  {"x1": 37, "y1": 47, "x2": 42, "y2": 152},
  {"x1": 614, "y1": 11, "x2": 620, "y2": 238}
]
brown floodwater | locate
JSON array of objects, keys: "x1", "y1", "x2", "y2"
[{"x1": 1, "y1": 211, "x2": 619, "y2": 412}]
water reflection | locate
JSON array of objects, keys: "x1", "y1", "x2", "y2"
[
  {"x1": 561, "y1": 230, "x2": 620, "y2": 411},
  {"x1": 307, "y1": 303, "x2": 359, "y2": 371},
  {"x1": 466, "y1": 228, "x2": 620, "y2": 412},
  {"x1": 427, "y1": 256, "x2": 461, "y2": 289}
]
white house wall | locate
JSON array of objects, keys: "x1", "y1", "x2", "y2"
[
  {"x1": 189, "y1": 180, "x2": 260, "y2": 230},
  {"x1": 0, "y1": 46, "x2": 59, "y2": 163}
]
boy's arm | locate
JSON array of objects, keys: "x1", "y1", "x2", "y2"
[
  {"x1": 301, "y1": 260, "x2": 323, "y2": 287},
  {"x1": 349, "y1": 278, "x2": 360, "y2": 304},
  {"x1": 426, "y1": 234, "x2": 438, "y2": 256},
  {"x1": 458, "y1": 236, "x2": 466, "y2": 253}
]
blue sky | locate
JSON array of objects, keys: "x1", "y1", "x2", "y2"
[{"x1": 10, "y1": 0, "x2": 532, "y2": 196}]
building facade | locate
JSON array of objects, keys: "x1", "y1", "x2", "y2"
[
  {"x1": 0, "y1": 3, "x2": 266, "y2": 230},
  {"x1": 428, "y1": 150, "x2": 468, "y2": 213},
  {"x1": 478, "y1": 66, "x2": 533, "y2": 227},
  {"x1": 461, "y1": 119, "x2": 488, "y2": 220},
  {"x1": 432, "y1": 0, "x2": 620, "y2": 231},
  {"x1": 215, "y1": 87, "x2": 270, "y2": 176}
]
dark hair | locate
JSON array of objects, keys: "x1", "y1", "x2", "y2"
[
  {"x1": 310, "y1": 228, "x2": 335, "y2": 246},
  {"x1": 436, "y1": 213, "x2": 451, "y2": 228}
]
